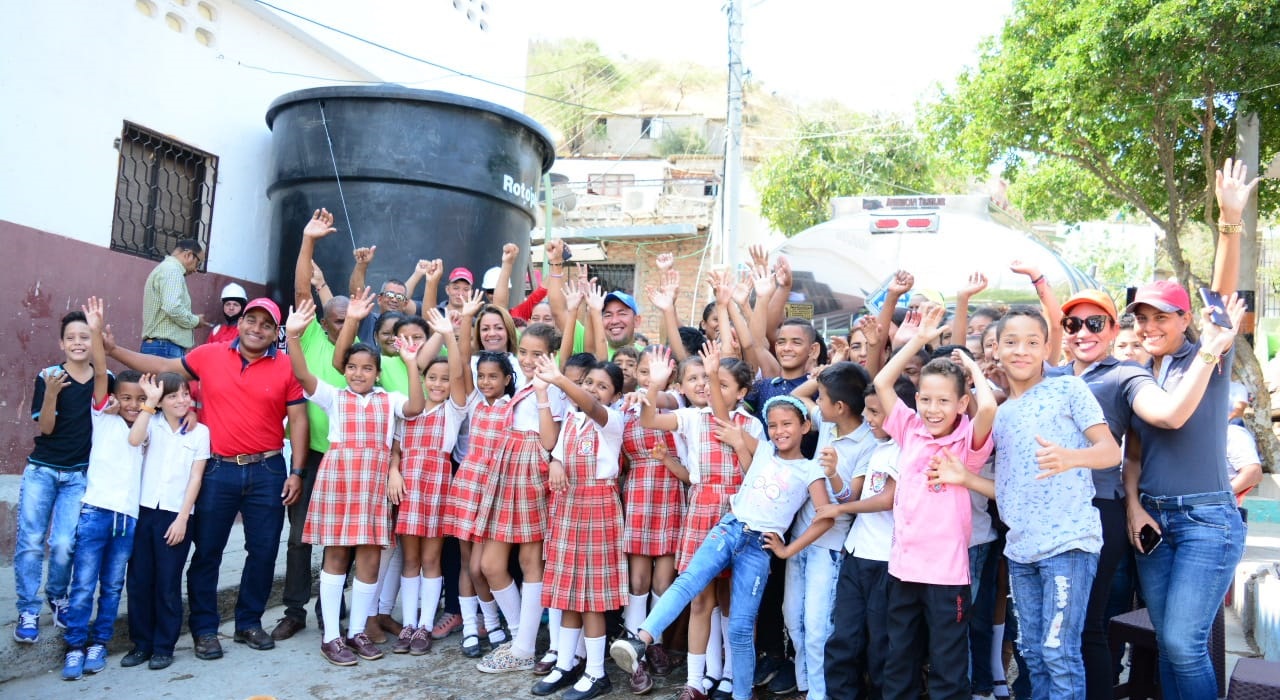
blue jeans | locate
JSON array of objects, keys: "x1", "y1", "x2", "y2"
[
  {"x1": 140, "y1": 338, "x2": 186, "y2": 358},
  {"x1": 14, "y1": 463, "x2": 86, "y2": 614},
  {"x1": 641, "y1": 514, "x2": 772, "y2": 700},
  {"x1": 1134, "y1": 492, "x2": 1244, "y2": 699},
  {"x1": 129, "y1": 507, "x2": 193, "y2": 656},
  {"x1": 1009, "y1": 549, "x2": 1098, "y2": 700},
  {"x1": 187, "y1": 455, "x2": 288, "y2": 635},
  {"x1": 64, "y1": 505, "x2": 136, "y2": 648},
  {"x1": 783, "y1": 546, "x2": 843, "y2": 700}
]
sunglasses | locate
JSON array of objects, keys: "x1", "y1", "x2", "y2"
[
  {"x1": 380, "y1": 292, "x2": 407, "y2": 303},
  {"x1": 1061, "y1": 315, "x2": 1110, "y2": 334}
]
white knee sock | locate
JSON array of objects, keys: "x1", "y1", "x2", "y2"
[
  {"x1": 319, "y1": 571, "x2": 345, "y2": 643},
  {"x1": 543, "y1": 609, "x2": 563, "y2": 663},
  {"x1": 400, "y1": 576, "x2": 421, "y2": 628},
  {"x1": 705, "y1": 607, "x2": 723, "y2": 680},
  {"x1": 491, "y1": 582, "x2": 522, "y2": 639},
  {"x1": 579, "y1": 635, "x2": 606, "y2": 684},
  {"x1": 347, "y1": 580, "x2": 378, "y2": 635},
  {"x1": 557, "y1": 624, "x2": 582, "y2": 670},
  {"x1": 480, "y1": 598, "x2": 504, "y2": 642},
  {"x1": 512, "y1": 582, "x2": 543, "y2": 658},
  {"x1": 625, "y1": 593, "x2": 649, "y2": 636},
  {"x1": 687, "y1": 652, "x2": 706, "y2": 689},
  {"x1": 720, "y1": 611, "x2": 733, "y2": 681},
  {"x1": 377, "y1": 545, "x2": 403, "y2": 615},
  {"x1": 419, "y1": 576, "x2": 443, "y2": 630},
  {"x1": 460, "y1": 595, "x2": 480, "y2": 637}
]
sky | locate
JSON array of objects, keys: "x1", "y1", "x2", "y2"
[{"x1": 523, "y1": 0, "x2": 1015, "y2": 114}]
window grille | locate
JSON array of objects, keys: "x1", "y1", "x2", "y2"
[
  {"x1": 588, "y1": 264, "x2": 637, "y2": 294},
  {"x1": 110, "y1": 122, "x2": 217, "y2": 268}
]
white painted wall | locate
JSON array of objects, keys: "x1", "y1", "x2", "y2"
[{"x1": 0, "y1": 0, "x2": 530, "y2": 284}]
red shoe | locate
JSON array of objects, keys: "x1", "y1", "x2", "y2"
[
  {"x1": 320, "y1": 638, "x2": 358, "y2": 666},
  {"x1": 346, "y1": 632, "x2": 384, "y2": 660},
  {"x1": 675, "y1": 686, "x2": 708, "y2": 700},
  {"x1": 431, "y1": 612, "x2": 463, "y2": 639},
  {"x1": 409, "y1": 625, "x2": 432, "y2": 655}
]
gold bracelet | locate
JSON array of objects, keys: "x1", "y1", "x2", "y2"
[
  {"x1": 1197, "y1": 349, "x2": 1219, "y2": 365},
  {"x1": 1218, "y1": 221, "x2": 1243, "y2": 235},
  {"x1": 140, "y1": 404, "x2": 156, "y2": 414}
]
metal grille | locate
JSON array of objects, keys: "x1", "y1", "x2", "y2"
[
  {"x1": 588, "y1": 263, "x2": 637, "y2": 294},
  {"x1": 110, "y1": 122, "x2": 217, "y2": 269},
  {"x1": 1261, "y1": 232, "x2": 1280, "y2": 317}
]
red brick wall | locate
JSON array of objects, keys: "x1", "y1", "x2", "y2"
[{"x1": 582, "y1": 233, "x2": 714, "y2": 342}]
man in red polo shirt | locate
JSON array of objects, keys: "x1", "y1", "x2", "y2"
[{"x1": 105, "y1": 297, "x2": 308, "y2": 662}]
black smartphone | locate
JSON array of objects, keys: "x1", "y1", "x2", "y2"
[
  {"x1": 1139, "y1": 524, "x2": 1162, "y2": 555},
  {"x1": 1199, "y1": 287, "x2": 1232, "y2": 329},
  {"x1": 562, "y1": 245, "x2": 573, "y2": 262}
]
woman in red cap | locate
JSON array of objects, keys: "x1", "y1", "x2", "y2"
[{"x1": 1116, "y1": 159, "x2": 1255, "y2": 699}]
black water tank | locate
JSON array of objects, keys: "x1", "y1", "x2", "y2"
[{"x1": 265, "y1": 86, "x2": 555, "y2": 305}]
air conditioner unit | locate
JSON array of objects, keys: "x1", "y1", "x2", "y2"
[{"x1": 621, "y1": 188, "x2": 657, "y2": 214}]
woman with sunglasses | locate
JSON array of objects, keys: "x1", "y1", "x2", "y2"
[{"x1": 1050, "y1": 158, "x2": 1254, "y2": 700}]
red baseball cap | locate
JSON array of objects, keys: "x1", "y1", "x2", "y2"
[
  {"x1": 1124, "y1": 280, "x2": 1191, "y2": 315},
  {"x1": 243, "y1": 298, "x2": 282, "y2": 325},
  {"x1": 1061, "y1": 289, "x2": 1119, "y2": 320},
  {"x1": 448, "y1": 267, "x2": 474, "y2": 284}
]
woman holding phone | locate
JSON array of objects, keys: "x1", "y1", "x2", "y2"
[{"x1": 1122, "y1": 158, "x2": 1257, "y2": 699}]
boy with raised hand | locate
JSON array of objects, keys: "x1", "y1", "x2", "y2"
[
  {"x1": 61, "y1": 297, "x2": 146, "y2": 680},
  {"x1": 14, "y1": 309, "x2": 112, "y2": 644}
]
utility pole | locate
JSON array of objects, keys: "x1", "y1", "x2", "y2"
[
  {"x1": 723, "y1": 0, "x2": 744, "y2": 270},
  {"x1": 1237, "y1": 111, "x2": 1259, "y2": 339}
]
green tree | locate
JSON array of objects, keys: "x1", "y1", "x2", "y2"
[
  {"x1": 754, "y1": 117, "x2": 966, "y2": 236},
  {"x1": 654, "y1": 127, "x2": 710, "y2": 157},
  {"x1": 526, "y1": 39, "x2": 628, "y2": 156}
]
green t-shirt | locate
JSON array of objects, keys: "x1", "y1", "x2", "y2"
[
  {"x1": 299, "y1": 320, "x2": 347, "y2": 453},
  {"x1": 378, "y1": 355, "x2": 412, "y2": 396},
  {"x1": 572, "y1": 321, "x2": 643, "y2": 359}
]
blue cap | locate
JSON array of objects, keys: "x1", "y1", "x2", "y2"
[{"x1": 603, "y1": 291, "x2": 640, "y2": 315}]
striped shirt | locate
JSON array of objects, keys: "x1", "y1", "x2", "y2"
[{"x1": 142, "y1": 255, "x2": 199, "y2": 348}]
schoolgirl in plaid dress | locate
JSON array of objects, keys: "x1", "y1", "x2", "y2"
[
  {"x1": 390, "y1": 309, "x2": 469, "y2": 655},
  {"x1": 472, "y1": 322, "x2": 566, "y2": 674},
  {"x1": 528, "y1": 356, "x2": 627, "y2": 698},
  {"x1": 639, "y1": 346, "x2": 762, "y2": 698},
  {"x1": 442, "y1": 296, "x2": 519, "y2": 659},
  {"x1": 285, "y1": 298, "x2": 425, "y2": 666}
]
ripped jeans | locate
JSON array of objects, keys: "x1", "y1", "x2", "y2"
[
  {"x1": 640, "y1": 513, "x2": 772, "y2": 700},
  {"x1": 1008, "y1": 549, "x2": 1098, "y2": 700}
]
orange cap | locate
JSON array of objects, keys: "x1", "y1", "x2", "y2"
[{"x1": 1061, "y1": 289, "x2": 1118, "y2": 320}]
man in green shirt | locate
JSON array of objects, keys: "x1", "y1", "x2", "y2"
[
  {"x1": 271, "y1": 209, "x2": 352, "y2": 642},
  {"x1": 140, "y1": 239, "x2": 205, "y2": 357}
]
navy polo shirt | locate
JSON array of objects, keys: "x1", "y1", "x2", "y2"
[{"x1": 1048, "y1": 357, "x2": 1154, "y2": 499}]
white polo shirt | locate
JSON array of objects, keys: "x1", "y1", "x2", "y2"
[{"x1": 139, "y1": 417, "x2": 211, "y2": 514}]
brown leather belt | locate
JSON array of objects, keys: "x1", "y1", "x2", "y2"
[{"x1": 211, "y1": 450, "x2": 282, "y2": 465}]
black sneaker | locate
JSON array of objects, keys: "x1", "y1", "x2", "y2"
[
  {"x1": 767, "y1": 664, "x2": 797, "y2": 695},
  {"x1": 121, "y1": 648, "x2": 152, "y2": 668},
  {"x1": 609, "y1": 635, "x2": 647, "y2": 675}
]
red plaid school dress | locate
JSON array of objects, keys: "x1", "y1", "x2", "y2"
[
  {"x1": 621, "y1": 410, "x2": 684, "y2": 557},
  {"x1": 472, "y1": 386, "x2": 549, "y2": 543},
  {"x1": 442, "y1": 396, "x2": 508, "y2": 542},
  {"x1": 395, "y1": 402, "x2": 455, "y2": 538},
  {"x1": 675, "y1": 411, "x2": 752, "y2": 572},
  {"x1": 303, "y1": 390, "x2": 394, "y2": 547},
  {"x1": 542, "y1": 413, "x2": 627, "y2": 612}
]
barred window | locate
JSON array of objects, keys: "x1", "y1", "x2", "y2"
[
  {"x1": 588, "y1": 263, "x2": 636, "y2": 294},
  {"x1": 110, "y1": 122, "x2": 217, "y2": 269}
]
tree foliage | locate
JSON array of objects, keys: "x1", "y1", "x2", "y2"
[
  {"x1": 525, "y1": 39, "x2": 628, "y2": 156},
  {"x1": 754, "y1": 117, "x2": 967, "y2": 236},
  {"x1": 654, "y1": 127, "x2": 711, "y2": 157},
  {"x1": 926, "y1": 0, "x2": 1280, "y2": 287}
]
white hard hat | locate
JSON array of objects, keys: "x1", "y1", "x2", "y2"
[
  {"x1": 221, "y1": 282, "x2": 248, "y2": 301},
  {"x1": 481, "y1": 267, "x2": 502, "y2": 291}
]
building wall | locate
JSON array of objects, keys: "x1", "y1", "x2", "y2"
[{"x1": 0, "y1": 221, "x2": 267, "y2": 477}]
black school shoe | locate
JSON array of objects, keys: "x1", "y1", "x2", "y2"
[
  {"x1": 148, "y1": 655, "x2": 174, "y2": 670},
  {"x1": 531, "y1": 666, "x2": 582, "y2": 696},
  {"x1": 121, "y1": 648, "x2": 152, "y2": 668},
  {"x1": 563, "y1": 672, "x2": 613, "y2": 700}
]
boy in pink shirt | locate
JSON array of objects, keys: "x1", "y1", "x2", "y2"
[{"x1": 872, "y1": 303, "x2": 995, "y2": 700}]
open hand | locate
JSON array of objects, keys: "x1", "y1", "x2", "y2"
[
  {"x1": 82, "y1": 296, "x2": 106, "y2": 332},
  {"x1": 1216, "y1": 157, "x2": 1261, "y2": 222},
  {"x1": 285, "y1": 299, "x2": 316, "y2": 336},
  {"x1": 303, "y1": 209, "x2": 336, "y2": 239},
  {"x1": 345, "y1": 287, "x2": 376, "y2": 322},
  {"x1": 460, "y1": 289, "x2": 486, "y2": 317},
  {"x1": 139, "y1": 373, "x2": 164, "y2": 404},
  {"x1": 959, "y1": 271, "x2": 988, "y2": 299},
  {"x1": 645, "y1": 347, "x2": 674, "y2": 386}
]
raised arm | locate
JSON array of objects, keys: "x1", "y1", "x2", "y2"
[
  {"x1": 332, "y1": 287, "x2": 374, "y2": 374},
  {"x1": 1212, "y1": 158, "x2": 1259, "y2": 298},
  {"x1": 873, "y1": 300, "x2": 944, "y2": 419},
  {"x1": 537, "y1": 355, "x2": 608, "y2": 426},
  {"x1": 558, "y1": 279, "x2": 585, "y2": 365},
  {"x1": 348, "y1": 245, "x2": 375, "y2": 298},
  {"x1": 403, "y1": 259, "x2": 430, "y2": 316},
  {"x1": 767, "y1": 255, "x2": 792, "y2": 347},
  {"x1": 492, "y1": 243, "x2": 519, "y2": 309},
  {"x1": 701, "y1": 341, "x2": 731, "y2": 422},
  {"x1": 647, "y1": 267, "x2": 687, "y2": 360},
  {"x1": 128, "y1": 373, "x2": 162, "y2": 447},
  {"x1": 83, "y1": 296, "x2": 110, "y2": 404},
  {"x1": 639, "y1": 347, "x2": 680, "y2": 432},
  {"x1": 950, "y1": 271, "x2": 988, "y2": 342},
  {"x1": 544, "y1": 239, "x2": 571, "y2": 330},
  {"x1": 286, "y1": 299, "x2": 321, "y2": 395},
  {"x1": 1130, "y1": 294, "x2": 1244, "y2": 428},
  {"x1": 1010, "y1": 260, "x2": 1062, "y2": 364},
  {"x1": 747, "y1": 266, "x2": 782, "y2": 376},
  {"x1": 311, "y1": 262, "x2": 334, "y2": 307},
  {"x1": 425, "y1": 307, "x2": 470, "y2": 403},
  {"x1": 529, "y1": 367, "x2": 562, "y2": 452},
  {"x1": 295, "y1": 208, "x2": 336, "y2": 307},
  {"x1": 877, "y1": 270, "x2": 914, "y2": 350},
  {"x1": 394, "y1": 334, "x2": 426, "y2": 418},
  {"x1": 952, "y1": 347, "x2": 996, "y2": 448},
  {"x1": 584, "y1": 280, "x2": 609, "y2": 360},
  {"x1": 855, "y1": 315, "x2": 887, "y2": 377},
  {"x1": 418, "y1": 259, "x2": 443, "y2": 312},
  {"x1": 456, "y1": 289, "x2": 484, "y2": 364}
]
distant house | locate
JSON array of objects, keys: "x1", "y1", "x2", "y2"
[{"x1": 580, "y1": 112, "x2": 726, "y2": 158}]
